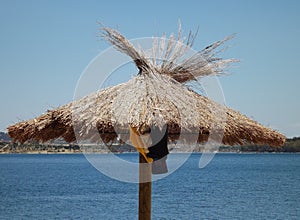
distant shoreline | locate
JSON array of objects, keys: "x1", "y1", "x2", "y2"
[
  {"x1": 1, "y1": 136, "x2": 300, "y2": 154},
  {"x1": 1, "y1": 150, "x2": 300, "y2": 155}
]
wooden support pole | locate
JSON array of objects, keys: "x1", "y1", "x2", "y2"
[{"x1": 139, "y1": 153, "x2": 152, "y2": 220}]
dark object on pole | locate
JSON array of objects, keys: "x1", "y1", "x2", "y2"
[
  {"x1": 147, "y1": 125, "x2": 169, "y2": 174},
  {"x1": 151, "y1": 156, "x2": 168, "y2": 175}
]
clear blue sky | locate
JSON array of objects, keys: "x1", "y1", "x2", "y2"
[{"x1": 0, "y1": 0, "x2": 299, "y2": 137}]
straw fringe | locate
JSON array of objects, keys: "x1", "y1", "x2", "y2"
[{"x1": 7, "y1": 73, "x2": 285, "y2": 146}]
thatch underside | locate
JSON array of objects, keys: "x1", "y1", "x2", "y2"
[{"x1": 7, "y1": 112, "x2": 285, "y2": 147}]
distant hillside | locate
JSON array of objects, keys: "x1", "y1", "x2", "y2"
[
  {"x1": 282, "y1": 137, "x2": 300, "y2": 152},
  {"x1": 219, "y1": 136, "x2": 300, "y2": 153},
  {"x1": 0, "y1": 132, "x2": 10, "y2": 142}
]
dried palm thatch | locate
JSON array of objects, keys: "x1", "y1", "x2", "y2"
[
  {"x1": 101, "y1": 25, "x2": 237, "y2": 83},
  {"x1": 7, "y1": 26, "x2": 285, "y2": 147}
]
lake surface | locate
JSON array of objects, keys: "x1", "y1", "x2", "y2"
[{"x1": 1, "y1": 153, "x2": 300, "y2": 219}]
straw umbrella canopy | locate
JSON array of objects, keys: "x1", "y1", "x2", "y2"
[
  {"x1": 7, "y1": 27, "x2": 285, "y2": 147},
  {"x1": 7, "y1": 26, "x2": 285, "y2": 220}
]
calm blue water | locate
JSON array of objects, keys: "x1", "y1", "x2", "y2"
[{"x1": 1, "y1": 153, "x2": 300, "y2": 220}]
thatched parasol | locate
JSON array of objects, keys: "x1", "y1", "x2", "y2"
[{"x1": 7, "y1": 26, "x2": 285, "y2": 220}]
